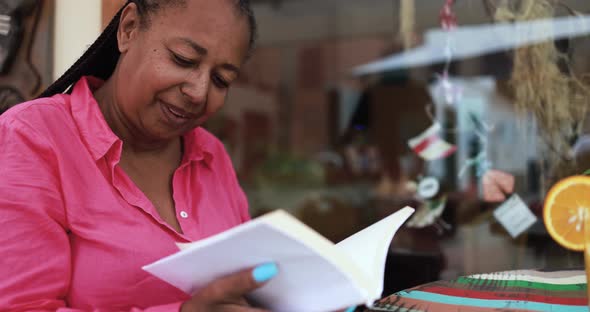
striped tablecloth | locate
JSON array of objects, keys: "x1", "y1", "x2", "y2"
[{"x1": 368, "y1": 269, "x2": 588, "y2": 312}]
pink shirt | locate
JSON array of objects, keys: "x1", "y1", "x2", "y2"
[{"x1": 0, "y1": 77, "x2": 250, "y2": 311}]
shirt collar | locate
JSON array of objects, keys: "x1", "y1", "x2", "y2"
[
  {"x1": 182, "y1": 128, "x2": 214, "y2": 167},
  {"x1": 70, "y1": 76, "x2": 119, "y2": 161},
  {"x1": 71, "y1": 76, "x2": 214, "y2": 166}
]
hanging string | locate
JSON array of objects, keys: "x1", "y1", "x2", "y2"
[
  {"x1": 437, "y1": 1, "x2": 494, "y2": 178},
  {"x1": 425, "y1": 0, "x2": 462, "y2": 129},
  {"x1": 438, "y1": 0, "x2": 460, "y2": 107},
  {"x1": 440, "y1": 0, "x2": 458, "y2": 30}
]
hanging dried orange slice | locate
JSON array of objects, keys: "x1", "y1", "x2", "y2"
[{"x1": 543, "y1": 175, "x2": 590, "y2": 251}]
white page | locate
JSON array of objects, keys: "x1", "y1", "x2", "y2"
[
  {"x1": 335, "y1": 206, "x2": 414, "y2": 303},
  {"x1": 144, "y1": 215, "x2": 365, "y2": 312}
]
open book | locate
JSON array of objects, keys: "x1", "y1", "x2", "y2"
[{"x1": 143, "y1": 206, "x2": 414, "y2": 312}]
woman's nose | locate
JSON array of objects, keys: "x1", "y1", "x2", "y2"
[{"x1": 181, "y1": 72, "x2": 209, "y2": 105}]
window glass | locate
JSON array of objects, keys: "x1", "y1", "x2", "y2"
[{"x1": 207, "y1": 0, "x2": 590, "y2": 293}]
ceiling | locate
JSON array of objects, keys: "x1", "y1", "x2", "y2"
[{"x1": 250, "y1": 0, "x2": 590, "y2": 45}]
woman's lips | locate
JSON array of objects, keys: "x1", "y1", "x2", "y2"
[{"x1": 160, "y1": 102, "x2": 199, "y2": 126}]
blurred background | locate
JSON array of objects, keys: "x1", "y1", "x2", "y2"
[{"x1": 4, "y1": 0, "x2": 590, "y2": 295}]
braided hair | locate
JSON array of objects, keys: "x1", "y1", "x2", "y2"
[{"x1": 39, "y1": 0, "x2": 257, "y2": 98}]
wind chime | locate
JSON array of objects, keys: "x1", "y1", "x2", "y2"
[
  {"x1": 401, "y1": 0, "x2": 525, "y2": 234},
  {"x1": 402, "y1": 0, "x2": 465, "y2": 234}
]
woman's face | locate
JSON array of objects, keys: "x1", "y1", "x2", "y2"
[{"x1": 114, "y1": 0, "x2": 250, "y2": 141}]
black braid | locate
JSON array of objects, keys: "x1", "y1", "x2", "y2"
[
  {"x1": 37, "y1": 3, "x2": 126, "y2": 98},
  {"x1": 38, "y1": 0, "x2": 257, "y2": 98},
  {"x1": 39, "y1": 2, "x2": 123, "y2": 97}
]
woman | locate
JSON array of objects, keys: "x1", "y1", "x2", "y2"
[{"x1": 0, "y1": 0, "x2": 279, "y2": 311}]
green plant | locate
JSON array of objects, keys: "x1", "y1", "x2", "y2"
[{"x1": 254, "y1": 149, "x2": 325, "y2": 188}]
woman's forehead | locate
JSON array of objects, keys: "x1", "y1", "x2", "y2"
[
  {"x1": 147, "y1": 0, "x2": 241, "y2": 19},
  {"x1": 148, "y1": 0, "x2": 245, "y2": 32},
  {"x1": 144, "y1": 0, "x2": 250, "y2": 63}
]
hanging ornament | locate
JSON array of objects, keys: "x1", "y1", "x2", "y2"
[
  {"x1": 408, "y1": 123, "x2": 457, "y2": 161},
  {"x1": 417, "y1": 176, "x2": 440, "y2": 200},
  {"x1": 406, "y1": 196, "x2": 451, "y2": 234},
  {"x1": 439, "y1": 0, "x2": 457, "y2": 30},
  {"x1": 407, "y1": 176, "x2": 450, "y2": 233}
]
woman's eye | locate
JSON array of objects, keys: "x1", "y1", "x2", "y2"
[
  {"x1": 172, "y1": 53, "x2": 194, "y2": 67},
  {"x1": 213, "y1": 75, "x2": 229, "y2": 89}
]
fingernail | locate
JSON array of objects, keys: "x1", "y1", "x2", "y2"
[
  {"x1": 345, "y1": 307, "x2": 356, "y2": 312},
  {"x1": 252, "y1": 262, "x2": 278, "y2": 283}
]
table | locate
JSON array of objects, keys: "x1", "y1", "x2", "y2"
[{"x1": 367, "y1": 269, "x2": 588, "y2": 311}]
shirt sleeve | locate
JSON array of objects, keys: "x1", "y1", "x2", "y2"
[
  {"x1": 0, "y1": 119, "x2": 72, "y2": 311},
  {"x1": 54, "y1": 302, "x2": 183, "y2": 312},
  {"x1": 0, "y1": 120, "x2": 184, "y2": 312}
]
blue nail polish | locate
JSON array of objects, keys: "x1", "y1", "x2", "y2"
[
  {"x1": 345, "y1": 307, "x2": 356, "y2": 312},
  {"x1": 252, "y1": 262, "x2": 278, "y2": 283}
]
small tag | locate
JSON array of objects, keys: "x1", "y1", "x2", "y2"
[
  {"x1": 417, "y1": 177, "x2": 440, "y2": 199},
  {"x1": 493, "y1": 194, "x2": 537, "y2": 238}
]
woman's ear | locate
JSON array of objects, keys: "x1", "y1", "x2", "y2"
[{"x1": 117, "y1": 3, "x2": 141, "y2": 54}]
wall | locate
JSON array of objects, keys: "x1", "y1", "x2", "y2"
[{"x1": 53, "y1": 0, "x2": 101, "y2": 80}]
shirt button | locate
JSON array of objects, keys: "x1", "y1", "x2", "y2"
[{"x1": 180, "y1": 211, "x2": 188, "y2": 219}]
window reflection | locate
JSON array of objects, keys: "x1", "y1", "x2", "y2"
[{"x1": 206, "y1": 0, "x2": 590, "y2": 293}]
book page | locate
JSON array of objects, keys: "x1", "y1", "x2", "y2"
[
  {"x1": 335, "y1": 206, "x2": 414, "y2": 303},
  {"x1": 144, "y1": 210, "x2": 369, "y2": 312}
]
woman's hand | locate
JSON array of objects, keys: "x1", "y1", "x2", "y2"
[{"x1": 180, "y1": 263, "x2": 277, "y2": 312}]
